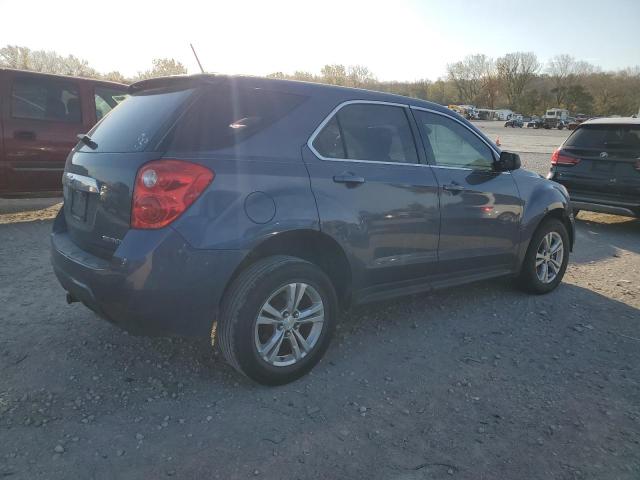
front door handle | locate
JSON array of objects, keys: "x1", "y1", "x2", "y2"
[
  {"x1": 442, "y1": 183, "x2": 465, "y2": 192},
  {"x1": 14, "y1": 130, "x2": 36, "y2": 140},
  {"x1": 333, "y1": 173, "x2": 365, "y2": 184}
]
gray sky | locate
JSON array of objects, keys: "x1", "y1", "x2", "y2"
[{"x1": 1, "y1": 0, "x2": 638, "y2": 80}]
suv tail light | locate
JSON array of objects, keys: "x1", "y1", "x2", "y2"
[
  {"x1": 551, "y1": 148, "x2": 580, "y2": 166},
  {"x1": 132, "y1": 159, "x2": 214, "y2": 229}
]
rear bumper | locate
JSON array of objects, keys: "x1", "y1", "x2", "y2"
[
  {"x1": 51, "y1": 211, "x2": 246, "y2": 337},
  {"x1": 548, "y1": 173, "x2": 639, "y2": 218}
]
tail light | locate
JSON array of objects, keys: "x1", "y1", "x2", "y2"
[
  {"x1": 635, "y1": 160, "x2": 640, "y2": 172},
  {"x1": 551, "y1": 149, "x2": 580, "y2": 166},
  {"x1": 132, "y1": 159, "x2": 214, "y2": 229}
]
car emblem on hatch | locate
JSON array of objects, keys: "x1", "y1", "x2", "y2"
[{"x1": 599, "y1": 151, "x2": 608, "y2": 159}]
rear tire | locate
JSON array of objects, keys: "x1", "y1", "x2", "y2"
[
  {"x1": 517, "y1": 218, "x2": 569, "y2": 294},
  {"x1": 217, "y1": 255, "x2": 338, "y2": 385}
]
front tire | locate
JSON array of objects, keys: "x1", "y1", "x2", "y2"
[
  {"x1": 517, "y1": 218, "x2": 569, "y2": 294},
  {"x1": 218, "y1": 256, "x2": 338, "y2": 385}
]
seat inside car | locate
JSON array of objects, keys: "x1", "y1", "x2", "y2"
[{"x1": 66, "y1": 98, "x2": 81, "y2": 122}]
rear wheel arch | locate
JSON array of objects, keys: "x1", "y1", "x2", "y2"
[{"x1": 223, "y1": 229, "x2": 353, "y2": 309}]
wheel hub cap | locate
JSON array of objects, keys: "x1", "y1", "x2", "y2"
[{"x1": 254, "y1": 283, "x2": 325, "y2": 367}]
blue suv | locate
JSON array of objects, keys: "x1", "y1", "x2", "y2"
[{"x1": 51, "y1": 75, "x2": 574, "y2": 385}]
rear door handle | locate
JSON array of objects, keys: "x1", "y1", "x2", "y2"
[
  {"x1": 333, "y1": 173, "x2": 365, "y2": 184},
  {"x1": 14, "y1": 130, "x2": 36, "y2": 140},
  {"x1": 442, "y1": 183, "x2": 465, "y2": 192}
]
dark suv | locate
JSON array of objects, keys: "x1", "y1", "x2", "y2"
[
  {"x1": 547, "y1": 117, "x2": 640, "y2": 218},
  {"x1": 51, "y1": 75, "x2": 574, "y2": 385}
]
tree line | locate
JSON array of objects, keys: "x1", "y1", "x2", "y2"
[
  {"x1": 2, "y1": 45, "x2": 638, "y2": 116},
  {"x1": 0, "y1": 45, "x2": 188, "y2": 84}
]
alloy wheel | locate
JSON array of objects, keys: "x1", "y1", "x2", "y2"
[
  {"x1": 535, "y1": 232, "x2": 564, "y2": 284},
  {"x1": 254, "y1": 283, "x2": 325, "y2": 367}
]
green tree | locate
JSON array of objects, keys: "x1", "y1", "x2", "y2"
[{"x1": 320, "y1": 64, "x2": 347, "y2": 85}]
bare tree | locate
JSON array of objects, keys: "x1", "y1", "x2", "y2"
[
  {"x1": 497, "y1": 52, "x2": 540, "y2": 109},
  {"x1": 447, "y1": 54, "x2": 490, "y2": 104}
]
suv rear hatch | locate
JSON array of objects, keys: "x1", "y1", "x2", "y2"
[
  {"x1": 63, "y1": 80, "x2": 199, "y2": 259},
  {"x1": 554, "y1": 123, "x2": 640, "y2": 204},
  {"x1": 62, "y1": 75, "x2": 310, "y2": 259}
]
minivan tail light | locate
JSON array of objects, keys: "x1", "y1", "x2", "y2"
[
  {"x1": 551, "y1": 149, "x2": 580, "y2": 166},
  {"x1": 132, "y1": 159, "x2": 214, "y2": 229}
]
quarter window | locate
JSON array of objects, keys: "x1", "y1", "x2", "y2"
[
  {"x1": 313, "y1": 103, "x2": 419, "y2": 164},
  {"x1": 414, "y1": 110, "x2": 494, "y2": 170},
  {"x1": 11, "y1": 77, "x2": 82, "y2": 123}
]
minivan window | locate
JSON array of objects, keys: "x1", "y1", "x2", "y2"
[
  {"x1": 313, "y1": 103, "x2": 418, "y2": 163},
  {"x1": 79, "y1": 88, "x2": 194, "y2": 153},
  {"x1": 414, "y1": 110, "x2": 494, "y2": 169},
  {"x1": 12, "y1": 77, "x2": 81, "y2": 123},
  {"x1": 95, "y1": 87, "x2": 129, "y2": 121},
  {"x1": 164, "y1": 86, "x2": 308, "y2": 152},
  {"x1": 565, "y1": 124, "x2": 640, "y2": 152}
]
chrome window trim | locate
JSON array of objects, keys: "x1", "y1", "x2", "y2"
[{"x1": 306, "y1": 100, "x2": 422, "y2": 166}]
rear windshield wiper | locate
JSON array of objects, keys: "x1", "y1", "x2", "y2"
[{"x1": 77, "y1": 133, "x2": 98, "y2": 150}]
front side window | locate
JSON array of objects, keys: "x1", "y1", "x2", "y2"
[
  {"x1": 414, "y1": 110, "x2": 494, "y2": 170},
  {"x1": 95, "y1": 87, "x2": 129, "y2": 121},
  {"x1": 12, "y1": 77, "x2": 81, "y2": 123},
  {"x1": 313, "y1": 103, "x2": 419, "y2": 164}
]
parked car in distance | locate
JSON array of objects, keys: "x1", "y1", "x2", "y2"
[
  {"x1": 0, "y1": 69, "x2": 128, "y2": 197},
  {"x1": 51, "y1": 74, "x2": 575, "y2": 385},
  {"x1": 505, "y1": 118, "x2": 523, "y2": 128},
  {"x1": 526, "y1": 117, "x2": 543, "y2": 129},
  {"x1": 548, "y1": 117, "x2": 640, "y2": 218}
]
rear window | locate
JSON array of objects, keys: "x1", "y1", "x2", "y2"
[
  {"x1": 565, "y1": 124, "x2": 640, "y2": 151},
  {"x1": 79, "y1": 88, "x2": 194, "y2": 153},
  {"x1": 162, "y1": 86, "x2": 307, "y2": 152}
]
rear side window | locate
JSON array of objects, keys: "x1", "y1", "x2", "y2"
[
  {"x1": 94, "y1": 87, "x2": 128, "y2": 121},
  {"x1": 313, "y1": 103, "x2": 418, "y2": 163},
  {"x1": 12, "y1": 77, "x2": 81, "y2": 123},
  {"x1": 79, "y1": 88, "x2": 194, "y2": 153},
  {"x1": 565, "y1": 124, "x2": 640, "y2": 152},
  {"x1": 165, "y1": 86, "x2": 307, "y2": 151}
]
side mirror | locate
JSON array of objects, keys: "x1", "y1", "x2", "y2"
[{"x1": 495, "y1": 151, "x2": 521, "y2": 171}]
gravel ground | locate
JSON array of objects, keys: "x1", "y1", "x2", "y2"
[{"x1": 1, "y1": 123, "x2": 639, "y2": 479}]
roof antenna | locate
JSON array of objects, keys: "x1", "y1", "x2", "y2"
[{"x1": 190, "y1": 43, "x2": 205, "y2": 73}]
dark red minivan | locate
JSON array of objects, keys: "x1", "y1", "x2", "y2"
[{"x1": 0, "y1": 69, "x2": 127, "y2": 197}]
